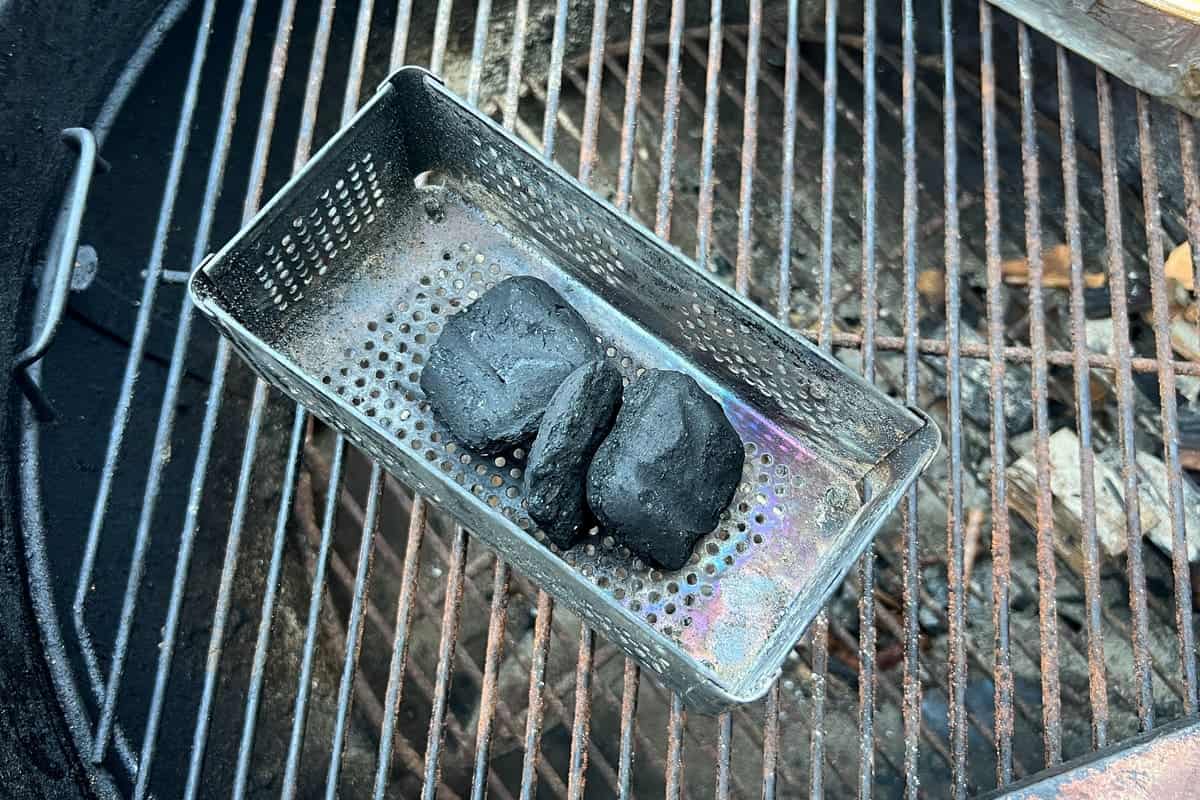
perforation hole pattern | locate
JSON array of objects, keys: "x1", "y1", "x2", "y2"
[
  {"x1": 254, "y1": 152, "x2": 385, "y2": 311},
  {"x1": 564, "y1": 442, "x2": 789, "y2": 642},
  {"x1": 675, "y1": 299, "x2": 850, "y2": 427},
  {"x1": 318, "y1": 241, "x2": 802, "y2": 642},
  {"x1": 464, "y1": 131, "x2": 633, "y2": 290}
]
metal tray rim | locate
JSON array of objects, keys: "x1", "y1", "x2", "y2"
[{"x1": 189, "y1": 65, "x2": 943, "y2": 711}]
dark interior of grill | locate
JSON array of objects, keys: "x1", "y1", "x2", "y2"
[{"x1": 7, "y1": 0, "x2": 1200, "y2": 797}]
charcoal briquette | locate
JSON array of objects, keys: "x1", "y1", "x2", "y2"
[
  {"x1": 587, "y1": 369, "x2": 744, "y2": 570},
  {"x1": 524, "y1": 360, "x2": 623, "y2": 548},
  {"x1": 420, "y1": 276, "x2": 601, "y2": 454}
]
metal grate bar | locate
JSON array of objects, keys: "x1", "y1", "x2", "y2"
[
  {"x1": 343, "y1": 0, "x2": 377, "y2": 122},
  {"x1": 92, "y1": 0, "x2": 261, "y2": 769},
  {"x1": 872, "y1": 537, "x2": 1036, "y2": 775},
  {"x1": 325, "y1": 465, "x2": 384, "y2": 797},
  {"x1": 731, "y1": 0, "x2": 759, "y2": 296},
  {"x1": 941, "y1": 0, "x2": 967, "y2": 796},
  {"x1": 471, "y1": 558, "x2": 513, "y2": 800},
  {"x1": 179, "y1": 377, "x2": 270, "y2": 799},
  {"x1": 467, "y1": 0, "x2": 493, "y2": 105},
  {"x1": 373, "y1": 495, "x2": 429, "y2": 798},
  {"x1": 469, "y1": 8, "x2": 529, "y2": 796},
  {"x1": 1136, "y1": 90, "x2": 1198, "y2": 716},
  {"x1": 81, "y1": 0, "x2": 225, "y2": 786},
  {"x1": 281, "y1": 0, "x2": 400, "y2": 785},
  {"x1": 808, "y1": 0, "x2": 840, "y2": 793},
  {"x1": 857, "y1": 0, "x2": 879, "y2": 795},
  {"x1": 761, "y1": 0, "x2": 798, "y2": 794},
  {"x1": 416, "y1": 2, "x2": 514, "y2": 791},
  {"x1": 232, "y1": 406, "x2": 308, "y2": 800},
  {"x1": 775, "y1": 0, "x2": 799, "y2": 322},
  {"x1": 342, "y1": 478, "x2": 521, "y2": 800},
  {"x1": 612, "y1": 4, "x2": 646, "y2": 793},
  {"x1": 653, "y1": 0, "x2": 686, "y2": 244},
  {"x1": 420, "y1": 526, "x2": 469, "y2": 799},
  {"x1": 295, "y1": 0, "x2": 337, "y2": 174},
  {"x1": 362, "y1": 6, "x2": 438, "y2": 798},
  {"x1": 73, "y1": 2, "x2": 222, "y2": 768},
  {"x1": 430, "y1": 0, "x2": 455, "y2": 76},
  {"x1": 810, "y1": 331, "x2": 1200, "y2": 376},
  {"x1": 306, "y1": 474, "x2": 469, "y2": 800},
  {"x1": 281, "y1": 434, "x2": 348, "y2": 799},
  {"x1": 899, "y1": 2, "x2": 921, "y2": 794},
  {"x1": 656, "y1": 0, "x2": 689, "y2": 794},
  {"x1": 978, "y1": 3, "x2": 1014, "y2": 782},
  {"x1": 1096, "y1": 66, "x2": 1155, "y2": 732},
  {"x1": 518, "y1": 3, "x2": 570, "y2": 795},
  {"x1": 159, "y1": 3, "x2": 304, "y2": 795},
  {"x1": 576, "y1": 0, "x2": 608, "y2": 184},
  {"x1": 230, "y1": 1, "x2": 339, "y2": 794},
  {"x1": 533, "y1": 16, "x2": 760, "y2": 800},
  {"x1": 363, "y1": 259, "x2": 614, "y2": 796},
  {"x1": 390, "y1": 0, "x2": 415, "y2": 69},
  {"x1": 695, "y1": 0, "x2": 721, "y2": 275},
  {"x1": 1018, "y1": 21, "x2": 1065, "y2": 769},
  {"x1": 760, "y1": 683, "x2": 780, "y2": 799},
  {"x1": 1054, "y1": 44, "x2": 1110, "y2": 753},
  {"x1": 324, "y1": 501, "x2": 472, "y2": 796},
  {"x1": 519, "y1": 589, "x2": 555, "y2": 799},
  {"x1": 610, "y1": 40, "x2": 743, "y2": 273},
  {"x1": 665, "y1": 694, "x2": 686, "y2": 800},
  {"x1": 562, "y1": 4, "x2": 608, "y2": 795}
]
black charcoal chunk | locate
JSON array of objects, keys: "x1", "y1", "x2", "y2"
[
  {"x1": 587, "y1": 370, "x2": 743, "y2": 570},
  {"x1": 524, "y1": 360, "x2": 623, "y2": 548},
  {"x1": 420, "y1": 276, "x2": 601, "y2": 454}
]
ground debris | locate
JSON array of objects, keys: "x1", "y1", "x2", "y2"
[
  {"x1": 922, "y1": 321, "x2": 1035, "y2": 435},
  {"x1": 1007, "y1": 427, "x2": 1200, "y2": 569},
  {"x1": 1165, "y1": 241, "x2": 1194, "y2": 291},
  {"x1": 1000, "y1": 243, "x2": 1107, "y2": 290}
]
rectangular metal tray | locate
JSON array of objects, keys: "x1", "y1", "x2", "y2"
[{"x1": 190, "y1": 66, "x2": 939, "y2": 713}]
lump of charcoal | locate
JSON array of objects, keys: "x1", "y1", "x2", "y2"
[
  {"x1": 587, "y1": 370, "x2": 743, "y2": 570},
  {"x1": 420, "y1": 276, "x2": 601, "y2": 454},
  {"x1": 524, "y1": 360, "x2": 623, "y2": 549}
]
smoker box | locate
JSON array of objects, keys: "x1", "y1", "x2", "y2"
[{"x1": 189, "y1": 66, "x2": 939, "y2": 713}]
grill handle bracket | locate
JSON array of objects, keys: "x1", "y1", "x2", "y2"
[{"x1": 14, "y1": 127, "x2": 106, "y2": 421}]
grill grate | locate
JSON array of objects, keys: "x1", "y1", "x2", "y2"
[{"x1": 18, "y1": 0, "x2": 1200, "y2": 797}]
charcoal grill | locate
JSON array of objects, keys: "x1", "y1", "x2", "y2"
[{"x1": 8, "y1": 0, "x2": 1200, "y2": 797}]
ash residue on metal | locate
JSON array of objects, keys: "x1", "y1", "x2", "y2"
[
  {"x1": 420, "y1": 275, "x2": 600, "y2": 455},
  {"x1": 587, "y1": 369, "x2": 743, "y2": 571},
  {"x1": 524, "y1": 359, "x2": 622, "y2": 548}
]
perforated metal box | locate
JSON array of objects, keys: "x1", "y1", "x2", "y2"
[{"x1": 190, "y1": 66, "x2": 939, "y2": 713}]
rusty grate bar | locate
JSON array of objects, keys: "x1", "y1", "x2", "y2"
[
  {"x1": 979, "y1": 2, "x2": 1014, "y2": 781},
  {"x1": 612, "y1": 4, "x2": 646, "y2": 796},
  {"x1": 1096, "y1": 65, "x2": 1156, "y2": 732},
  {"x1": 1136, "y1": 88, "x2": 1198, "y2": 717},
  {"x1": 1018, "y1": 20, "x2": 1064, "y2": 769},
  {"x1": 857, "y1": 0, "x2": 880, "y2": 795},
  {"x1": 46, "y1": 0, "x2": 1200, "y2": 797},
  {"x1": 941, "y1": 1, "x2": 968, "y2": 796},
  {"x1": 468, "y1": 5, "x2": 530, "y2": 797},
  {"x1": 1054, "y1": 41, "x2": 1109, "y2": 755}
]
